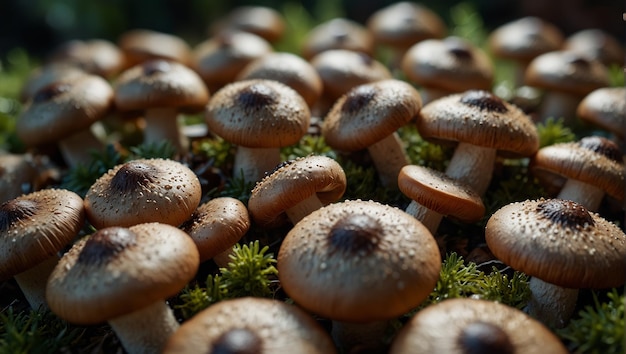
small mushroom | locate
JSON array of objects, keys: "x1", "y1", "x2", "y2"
[
  {"x1": 301, "y1": 18, "x2": 374, "y2": 60},
  {"x1": 163, "y1": 297, "x2": 337, "y2": 354},
  {"x1": 209, "y1": 6, "x2": 285, "y2": 43},
  {"x1": 118, "y1": 29, "x2": 192, "y2": 68},
  {"x1": 19, "y1": 63, "x2": 87, "y2": 102},
  {"x1": 47, "y1": 39, "x2": 126, "y2": 79},
  {"x1": 576, "y1": 87, "x2": 625, "y2": 143},
  {"x1": 0, "y1": 153, "x2": 38, "y2": 203},
  {"x1": 563, "y1": 29, "x2": 624, "y2": 67},
  {"x1": 46, "y1": 223, "x2": 200, "y2": 354},
  {"x1": 485, "y1": 198, "x2": 626, "y2": 328}
]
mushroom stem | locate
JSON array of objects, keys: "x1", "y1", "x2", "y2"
[
  {"x1": 144, "y1": 107, "x2": 187, "y2": 153},
  {"x1": 13, "y1": 256, "x2": 58, "y2": 310},
  {"x1": 285, "y1": 194, "x2": 324, "y2": 225},
  {"x1": 557, "y1": 179, "x2": 605, "y2": 211},
  {"x1": 367, "y1": 132, "x2": 410, "y2": 189},
  {"x1": 331, "y1": 320, "x2": 389, "y2": 354},
  {"x1": 538, "y1": 91, "x2": 580, "y2": 125},
  {"x1": 445, "y1": 142, "x2": 497, "y2": 196},
  {"x1": 405, "y1": 200, "x2": 444, "y2": 234},
  {"x1": 108, "y1": 300, "x2": 180, "y2": 354},
  {"x1": 524, "y1": 276, "x2": 578, "y2": 329},
  {"x1": 213, "y1": 248, "x2": 234, "y2": 268},
  {"x1": 58, "y1": 128, "x2": 105, "y2": 168},
  {"x1": 419, "y1": 87, "x2": 453, "y2": 105},
  {"x1": 233, "y1": 146, "x2": 281, "y2": 184}
]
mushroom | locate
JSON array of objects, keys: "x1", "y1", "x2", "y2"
[
  {"x1": 47, "y1": 39, "x2": 126, "y2": 79},
  {"x1": 0, "y1": 153, "x2": 38, "y2": 203},
  {"x1": 248, "y1": 155, "x2": 347, "y2": 228},
  {"x1": 530, "y1": 136, "x2": 625, "y2": 211},
  {"x1": 301, "y1": 18, "x2": 374, "y2": 60},
  {"x1": 0, "y1": 189, "x2": 85, "y2": 309},
  {"x1": 322, "y1": 79, "x2": 422, "y2": 189},
  {"x1": 417, "y1": 90, "x2": 539, "y2": 195},
  {"x1": 19, "y1": 63, "x2": 87, "y2": 102},
  {"x1": 576, "y1": 87, "x2": 625, "y2": 143},
  {"x1": 208, "y1": 6, "x2": 286, "y2": 43},
  {"x1": 401, "y1": 36, "x2": 494, "y2": 104},
  {"x1": 485, "y1": 198, "x2": 626, "y2": 328},
  {"x1": 118, "y1": 29, "x2": 192, "y2": 68},
  {"x1": 46, "y1": 223, "x2": 200, "y2": 354},
  {"x1": 389, "y1": 298, "x2": 568, "y2": 354},
  {"x1": 278, "y1": 199, "x2": 441, "y2": 353},
  {"x1": 114, "y1": 59, "x2": 210, "y2": 154},
  {"x1": 162, "y1": 297, "x2": 337, "y2": 354},
  {"x1": 84, "y1": 158, "x2": 202, "y2": 228},
  {"x1": 180, "y1": 197, "x2": 250, "y2": 267},
  {"x1": 563, "y1": 29, "x2": 624, "y2": 67},
  {"x1": 16, "y1": 72, "x2": 114, "y2": 167},
  {"x1": 204, "y1": 79, "x2": 310, "y2": 184}
]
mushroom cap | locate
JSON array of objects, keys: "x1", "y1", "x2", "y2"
[
  {"x1": 118, "y1": 29, "x2": 192, "y2": 67},
  {"x1": 563, "y1": 29, "x2": 624, "y2": 67},
  {"x1": 248, "y1": 155, "x2": 347, "y2": 227},
  {"x1": 301, "y1": 18, "x2": 374, "y2": 60},
  {"x1": 46, "y1": 222, "x2": 199, "y2": 324},
  {"x1": 366, "y1": 1, "x2": 446, "y2": 50},
  {"x1": 210, "y1": 6, "x2": 285, "y2": 43},
  {"x1": 417, "y1": 90, "x2": 539, "y2": 157},
  {"x1": 0, "y1": 153, "x2": 38, "y2": 203},
  {"x1": 17, "y1": 73, "x2": 114, "y2": 146},
  {"x1": 398, "y1": 165, "x2": 485, "y2": 223},
  {"x1": 180, "y1": 197, "x2": 250, "y2": 262},
  {"x1": 237, "y1": 52, "x2": 323, "y2": 108},
  {"x1": 0, "y1": 189, "x2": 85, "y2": 280},
  {"x1": 19, "y1": 63, "x2": 87, "y2": 102},
  {"x1": 485, "y1": 198, "x2": 626, "y2": 289},
  {"x1": 488, "y1": 17, "x2": 564, "y2": 63},
  {"x1": 204, "y1": 79, "x2": 310, "y2": 148},
  {"x1": 322, "y1": 79, "x2": 422, "y2": 151},
  {"x1": 524, "y1": 50, "x2": 610, "y2": 96},
  {"x1": 47, "y1": 39, "x2": 126, "y2": 78},
  {"x1": 163, "y1": 297, "x2": 337, "y2": 354},
  {"x1": 389, "y1": 298, "x2": 568, "y2": 354},
  {"x1": 577, "y1": 87, "x2": 625, "y2": 139},
  {"x1": 114, "y1": 59, "x2": 210, "y2": 113},
  {"x1": 84, "y1": 158, "x2": 202, "y2": 229},
  {"x1": 530, "y1": 136, "x2": 625, "y2": 201},
  {"x1": 401, "y1": 36, "x2": 494, "y2": 92},
  {"x1": 278, "y1": 199, "x2": 441, "y2": 322}
]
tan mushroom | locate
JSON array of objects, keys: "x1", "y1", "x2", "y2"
[
  {"x1": 563, "y1": 29, "x2": 624, "y2": 67},
  {"x1": 0, "y1": 153, "x2": 38, "y2": 203},
  {"x1": 118, "y1": 29, "x2": 192, "y2": 68},
  {"x1": 301, "y1": 18, "x2": 374, "y2": 60},
  {"x1": 577, "y1": 87, "x2": 625, "y2": 142},
  {"x1": 47, "y1": 39, "x2": 126, "y2": 79},
  {"x1": 209, "y1": 6, "x2": 285, "y2": 43}
]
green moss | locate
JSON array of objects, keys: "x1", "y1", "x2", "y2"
[
  {"x1": 399, "y1": 125, "x2": 452, "y2": 172},
  {"x1": 192, "y1": 136, "x2": 234, "y2": 172},
  {"x1": 537, "y1": 117, "x2": 576, "y2": 147},
  {"x1": 280, "y1": 135, "x2": 336, "y2": 161}
]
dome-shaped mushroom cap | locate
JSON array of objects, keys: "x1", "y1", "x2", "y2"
[
  {"x1": 19, "y1": 64, "x2": 87, "y2": 102},
  {"x1": 577, "y1": 87, "x2": 625, "y2": 139},
  {"x1": 322, "y1": 79, "x2": 422, "y2": 151},
  {"x1": 46, "y1": 223, "x2": 199, "y2": 325},
  {"x1": 118, "y1": 29, "x2": 192, "y2": 67},
  {"x1": 163, "y1": 297, "x2": 336, "y2": 354},
  {"x1": 418, "y1": 90, "x2": 539, "y2": 157},
  {"x1": 563, "y1": 29, "x2": 624, "y2": 67},
  {"x1": 389, "y1": 298, "x2": 568, "y2": 354},
  {"x1": 210, "y1": 6, "x2": 285, "y2": 43},
  {"x1": 302, "y1": 18, "x2": 374, "y2": 60},
  {"x1": 248, "y1": 155, "x2": 347, "y2": 227},
  {"x1": 47, "y1": 39, "x2": 126, "y2": 78},
  {"x1": 0, "y1": 189, "x2": 85, "y2": 280},
  {"x1": 278, "y1": 199, "x2": 441, "y2": 322},
  {"x1": 114, "y1": 59, "x2": 209, "y2": 113},
  {"x1": 205, "y1": 79, "x2": 310, "y2": 148},
  {"x1": 485, "y1": 198, "x2": 626, "y2": 289},
  {"x1": 530, "y1": 136, "x2": 625, "y2": 200},
  {"x1": 84, "y1": 158, "x2": 202, "y2": 228},
  {"x1": 17, "y1": 73, "x2": 114, "y2": 146},
  {"x1": 488, "y1": 17, "x2": 564, "y2": 62},
  {"x1": 0, "y1": 153, "x2": 37, "y2": 203}
]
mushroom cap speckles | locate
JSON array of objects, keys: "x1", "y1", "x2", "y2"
[
  {"x1": 485, "y1": 198, "x2": 626, "y2": 289},
  {"x1": 278, "y1": 199, "x2": 440, "y2": 322},
  {"x1": 84, "y1": 158, "x2": 201, "y2": 228}
]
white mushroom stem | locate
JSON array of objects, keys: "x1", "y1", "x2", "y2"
[
  {"x1": 108, "y1": 300, "x2": 179, "y2": 354},
  {"x1": 58, "y1": 128, "x2": 105, "y2": 168},
  {"x1": 524, "y1": 277, "x2": 578, "y2": 329},
  {"x1": 405, "y1": 200, "x2": 444, "y2": 234},
  {"x1": 538, "y1": 91, "x2": 581, "y2": 125},
  {"x1": 331, "y1": 320, "x2": 389, "y2": 354},
  {"x1": 13, "y1": 256, "x2": 59, "y2": 310},
  {"x1": 233, "y1": 146, "x2": 281, "y2": 184},
  {"x1": 143, "y1": 107, "x2": 188, "y2": 153},
  {"x1": 445, "y1": 142, "x2": 497, "y2": 196},
  {"x1": 285, "y1": 194, "x2": 325, "y2": 225},
  {"x1": 419, "y1": 87, "x2": 453, "y2": 105},
  {"x1": 367, "y1": 132, "x2": 410, "y2": 189},
  {"x1": 557, "y1": 179, "x2": 605, "y2": 212}
]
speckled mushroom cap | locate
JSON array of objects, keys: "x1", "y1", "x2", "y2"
[
  {"x1": 180, "y1": 197, "x2": 250, "y2": 262},
  {"x1": 278, "y1": 199, "x2": 441, "y2": 322},
  {"x1": 210, "y1": 6, "x2": 285, "y2": 43},
  {"x1": 488, "y1": 17, "x2": 564, "y2": 63},
  {"x1": 485, "y1": 198, "x2": 626, "y2": 289},
  {"x1": 17, "y1": 73, "x2": 113, "y2": 146},
  {"x1": 322, "y1": 79, "x2": 422, "y2": 151},
  {"x1": 205, "y1": 79, "x2": 310, "y2": 148},
  {"x1": 118, "y1": 29, "x2": 192, "y2": 67},
  {"x1": 0, "y1": 189, "x2": 85, "y2": 280},
  {"x1": 301, "y1": 18, "x2": 374, "y2": 60},
  {"x1": 577, "y1": 87, "x2": 625, "y2": 139},
  {"x1": 114, "y1": 59, "x2": 209, "y2": 114},
  {"x1": 47, "y1": 39, "x2": 126, "y2": 78},
  {"x1": 417, "y1": 90, "x2": 539, "y2": 157},
  {"x1": 530, "y1": 136, "x2": 625, "y2": 201},
  {"x1": 563, "y1": 29, "x2": 624, "y2": 67},
  {"x1": 163, "y1": 297, "x2": 337, "y2": 354},
  {"x1": 366, "y1": 1, "x2": 446, "y2": 50},
  {"x1": 84, "y1": 158, "x2": 201, "y2": 228},
  {"x1": 46, "y1": 223, "x2": 199, "y2": 325},
  {"x1": 524, "y1": 50, "x2": 610, "y2": 96},
  {"x1": 389, "y1": 298, "x2": 568, "y2": 354},
  {"x1": 401, "y1": 36, "x2": 494, "y2": 93},
  {"x1": 248, "y1": 155, "x2": 347, "y2": 227},
  {"x1": 398, "y1": 165, "x2": 485, "y2": 223}
]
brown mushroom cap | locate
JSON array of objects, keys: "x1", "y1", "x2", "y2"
[
  {"x1": 163, "y1": 297, "x2": 337, "y2": 354},
  {"x1": 84, "y1": 158, "x2": 202, "y2": 228},
  {"x1": 118, "y1": 29, "x2": 192, "y2": 67},
  {"x1": 0, "y1": 153, "x2": 38, "y2": 203},
  {"x1": 485, "y1": 198, "x2": 626, "y2": 289},
  {"x1": 389, "y1": 298, "x2": 568, "y2": 354},
  {"x1": 210, "y1": 6, "x2": 285, "y2": 43},
  {"x1": 47, "y1": 39, "x2": 126, "y2": 78},
  {"x1": 46, "y1": 223, "x2": 199, "y2": 324},
  {"x1": 278, "y1": 199, "x2": 440, "y2": 322},
  {"x1": 302, "y1": 18, "x2": 374, "y2": 60},
  {"x1": 19, "y1": 64, "x2": 87, "y2": 102},
  {"x1": 488, "y1": 17, "x2": 564, "y2": 63},
  {"x1": 563, "y1": 29, "x2": 624, "y2": 67},
  {"x1": 577, "y1": 87, "x2": 625, "y2": 139},
  {"x1": 0, "y1": 189, "x2": 85, "y2": 280}
]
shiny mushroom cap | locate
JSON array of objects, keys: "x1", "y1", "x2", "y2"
[
  {"x1": 577, "y1": 87, "x2": 625, "y2": 139},
  {"x1": 302, "y1": 18, "x2": 374, "y2": 60},
  {"x1": 488, "y1": 17, "x2": 564, "y2": 63},
  {"x1": 118, "y1": 29, "x2": 192, "y2": 67},
  {"x1": 563, "y1": 29, "x2": 624, "y2": 67},
  {"x1": 210, "y1": 6, "x2": 285, "y2": 43}
]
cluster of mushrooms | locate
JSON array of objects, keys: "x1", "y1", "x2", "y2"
[{"x1": 1, "y1": 2, "x2": 625, "y2": 353}]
